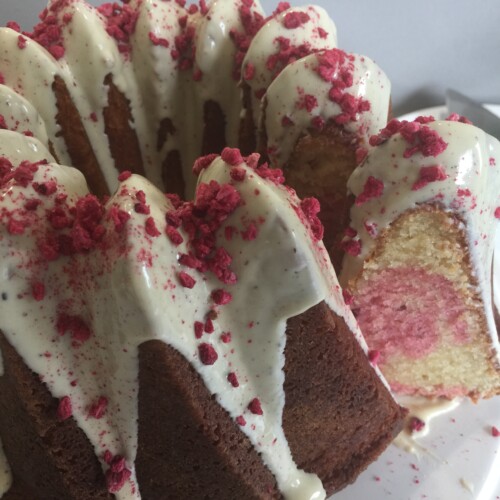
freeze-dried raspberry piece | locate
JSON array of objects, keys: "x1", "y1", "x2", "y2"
[
  {"x1": 227, "y1": 372, "x2": 239, "y2": 387},
  {"x1": 355, "y1": 176, "x2": 384, "y2": 205},
  {"x1": 193, "y1": 153, "x2": 218, "y2": 176},
  {"x1": 88, "y1": 396, "x2": 108, "y2": 419},
  {"x1": 409, "y1": 417, "x2": 425, "y2": 433},
  {"x1": 221, "y1": 147, "x2": 244, "y2": 166},
  {"x1": 283, "y1": 11, "x2": 310, "y2": 29},
  {"x1": 56, "y1": 313, "x2": 93, "y2": 343},
  {"x1": 198, "y1": 343, "x2": 218, "y2": 365},
  {"x1": 145, "y1": 217, "x2": 161, "y2": 237},
  {"x1": 211, "y1": 289, "x2": 232, "y2": 305},
  {"x1": 166, "y1": 225, "x2": 184, "y2": 245},
  {"x1": 105, "y1": 454, "x2": 132, "y2": 493},
  {"x1": 32, "y1": 282, "x2": 45, "y2": 301},
  {"x1": 118, "y1": 170, "x2": 132, "y2": 182},
  {"x1": 57, "y1": 396, "x2": 72, "y2": 421},
  {"x1": 178, "y1": 271, "x2": 196, "y2": 288},
  {"x1": 109, "y1": 206, "x2": 130, "y2": 233},
  {"x1": 411, "y1": 165, "x2": 447, "y2": 191},
  {"x1": 220, "y1": 331, "x2": 232, "y2": 343},
  {"x1": 230, "y1": 167, "x2": 246, "y2": 182},
  {"x1": 342, "y1": 239, "x2": 362, "y2": 257},
  {"x1": 194, "y1": 321, "x2": 204, "y2": 339},
  {"x1": 342, "y1": 288, "x2": 354, "y2": 306},
  {"x1": 241, "y1": 223, "x2": 258, "y2": 241},
  {"x1": 149, "y1": 32, "x2": 169, "y2": 47},
  {"x1": 248, "y1": 397, "x2": 263, "y2": 415},
  {"x1": 368, "y1": 350, "x2": 380, "y2": 365}
]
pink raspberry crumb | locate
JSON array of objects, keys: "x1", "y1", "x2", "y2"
[
  {"x1": 105, "y1": 455, "x2": 132, "y2": 493},
  {"x1": 198, "y1": 343, "x2": 218, "y2": 365},
  {"x1": 409, "y1": 417, "x2": 425, "y2": 432},
  {"x1": 355, "y1": 176, "x2": 384, "y2": 205},
  {"x1": 221, "y1": 147, "x2": 244, "y2": 166},
  {"x1": 283, "y1": 11, "x2": 310, "y2": 29},
  {"x1": 118, "y1": 170, "x2": 132, "y2": 182},
  {"x1": 342, "y1": 288, "x2": 354, "y2": 306},
  {"x1": 32, "y1": 282, "x2": 45, "y2": 301},
  {"x1": 56, "y1": 314, "x2": 92, "y2": 343},
  {"x1": 57, "y1": 396, "x2": 72, "y2": 421},
  {"x1": 227, "y1": 372, "x2": 239, "y2": 387},
  {"x1": 368, "y1": 350, "x2": 381, "y2": 365},
  {"x1": 193, "y1": 153, "x2": 218, "y2": 175},
  {"x1": 211, "y1": 289, "x2": 233, "y2": 305},
  {"x1": 178, "y1": 271, "x2": 196, "y2": 288},
  {"x1": 145, "y1": 217, "x2": 161, "y2": 237},
  {"x1": 248, "y1": 397, "x2": 263, "y2": 415},
  {"x1": 220, "y1": 331, "x2": 232, "y2": 343},
  {"x1": 411, "y1": 165, "x2": 447, "y2": 191},
  {"x1": 89, "y1": 396, "x2": 109, "y2": 419},
  {"x1": 166, "y1": 225, "x2": 184, "y2": 245},
  {"x1": 194, "y1": 321, "x2": 204, "y2": 339}
]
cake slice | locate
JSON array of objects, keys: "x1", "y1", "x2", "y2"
[
  {"x1": 259, "y1": 48, "x2": 391, "y2": 269},
  {"x1": 0, "y1": 140, "x2": 404, "y2": 498},
  {"x1": 341, "y1": 117, "x2": 500, "y2": 400}
]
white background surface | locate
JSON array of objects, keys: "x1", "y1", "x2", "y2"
[{"x1": 0, "y1": 0, "x2": 499, "y2": 114}]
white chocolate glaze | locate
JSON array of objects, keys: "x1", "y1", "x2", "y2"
[
  {"x1": 0, "y1": 142, "x2": 371, "y2": 498},
  {"x1": 0, "y1": 130, "x2": 54, "y2": 165},
  {"x1": 129, "y1": 0, "x2": 186, "y2": 186},
  {"x1": 342, "y1": 120, "x2": 500, "y2": 368},
  {"x1": 0, "y1": 0, "x2": 391, "y2": 202},
  {"x1": 262, "y1": 49, "x2": 390, "y2": 168},
  {"x1": 0, "y1": 85, "x2": 49, "y2": 147},
  {"x1": 393, "y1": 395, "x2": 460, "y2": 454},
  {"x1": 0, "y1": 27, "x2": 73, "y2": 165},
  {"x1": 242, "y1": 5, "x2": 337, "y2": 127}
]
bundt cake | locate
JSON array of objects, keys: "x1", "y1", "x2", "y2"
[
  {"x1": 0, "y1": 0, "x2": 404, "y2": 497},
  {"x1": 0, "y1": 0, "x2": 390, "y2": 269},
  {"x1": 0, "y1": 140, "x2": 405, "y2": 498},
  {"x1": 341, "y1": 116, "x2": 500, "y2": 400}
]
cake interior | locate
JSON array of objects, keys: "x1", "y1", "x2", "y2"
[{"x1": 352, "y1": 207, "x2": 500, "y2": 400}]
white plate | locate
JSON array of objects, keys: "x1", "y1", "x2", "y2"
[
  {"x1": 398, "y1": 104, "x2": 500, "y2": 123},
  {"x1": 334, "y1": 105, "x2": 500, "y2": 500}
]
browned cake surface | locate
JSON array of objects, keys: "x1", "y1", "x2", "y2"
[
  {"x1": 283, "y1": 301, "x2": 404, "y2": 493},
  {"x1": 0, "y1": 331, "x2": 112, "y2": 500},
  {"x1": 284, "y1": 124, "x2": 358, "y2": 272},
  {"x1": 103, "y1": 74, "x2": 145, "y2": 179},
  {"x1": 136, "y1": 341, "x2": 281, "y2": 500},
  {"x1": 0, "y1": 301, "x2": 404, "y2": 499},
  {"x1": 136, "y1": 301, "x2": 404, "y2": 499},
  {"x1": 53, "y1": 75, "x2": 109, "y2": 198},
  {"x1": 202, "y1": 101, "x2": 227, "y2": 157},
  {"x1": 239, "y1": 84, "x2": 258, "y2": 156}
]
